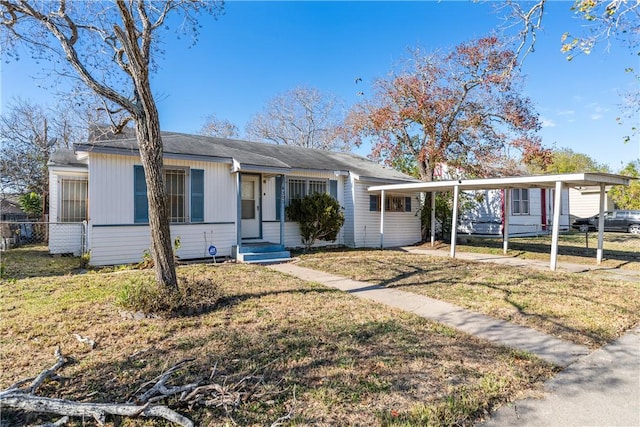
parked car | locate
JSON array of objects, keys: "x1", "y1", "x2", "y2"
[{"x1": 571, "y1": 210, "x2": 640, "y2": 234}]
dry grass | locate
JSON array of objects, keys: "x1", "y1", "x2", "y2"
[
  {"x1": 0, "y1": 248, "x2": 555, "y2": 426},
  {"x1": 452, "y1": 232, "x2": 640, "y2": 270},
  {"x1": 297, "y1": 250, "x2": 640, "y2": 349}
]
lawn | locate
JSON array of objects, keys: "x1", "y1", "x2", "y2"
[
  {"x1": 0, "y1": 248, "x2": 554, "y2": 426},
  {"x1": 449, "y1": 232, "x2": 640, "y2": 270},
  {"x1": 297, "y1": 249, "x2": 640, "y2": 349}
]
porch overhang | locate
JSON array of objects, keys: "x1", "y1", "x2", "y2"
[{"x1": 369, "y1": 173, "x2": 636, "y2": 271}]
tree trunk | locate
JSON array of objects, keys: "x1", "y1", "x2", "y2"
[{"x1": 135, "y1": 117, "x2": 178, "y2": 292}]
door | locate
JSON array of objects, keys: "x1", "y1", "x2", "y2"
[{"x1": 241, "y1": 174, "x2": 261, "y2": 239}]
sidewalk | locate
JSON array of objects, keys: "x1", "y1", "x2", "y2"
[
  {"x1": 268, "y1": 261, "x2": 640, "y2": 427},
  {"x1": 480, "y1": 324, "x2": 640, "y2": 427},
  {"x1": 269, "y1": 263, "x2": 589, "y2": 367}
]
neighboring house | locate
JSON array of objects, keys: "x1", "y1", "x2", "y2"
[
  {"x1": 458, "y1": 187, "x2": 570, "y2": 236},
  {"x1": 0, "y1": 195, "x2": 29, "y2": 222},
  {"x1": 48, "y1": 132, "x2": 421, "y2": 265},
  {"x1": 568, "y1": 186, "x2": 615, "y2": 222}
]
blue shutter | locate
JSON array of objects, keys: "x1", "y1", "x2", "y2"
[
  {"x1": 134, "y1": 165, "x2": 148, "y2": 223},
  {"x1": 275, "y1": 175, "x2": 282, "y2": 221},
  {"x1": 191, "y1": 169, "x2": 204, "y2": 222},
  {"x1": 329, "y1": 180, "x2": 338, "y2": 199},
  {"x1": 369, "y1": 195, "x2": 378, "y2": 211},
  {"x1": 405, "y1": 197, "x2": 412, "y2": 212}
]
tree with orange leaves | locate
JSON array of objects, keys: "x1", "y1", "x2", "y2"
[{"x1": 346, "y1": 37, "x2": 550, "y2": 182}]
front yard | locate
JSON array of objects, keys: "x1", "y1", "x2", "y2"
[
  {"x1": 297, "y1": 247, "x2": 640, "y2": 348},
  {"x1": 0, "y1": 247, "x2": 554, "y2": 426}
]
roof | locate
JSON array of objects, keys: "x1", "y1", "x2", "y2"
[
  {"x1": 369, "y1": 173, "x2": 635, "y2": 193},
  {"x1": 1, "y1": 196, "x2": 26, "y2": 215},
  {"x1": 48, "y1": 149, "x2": 88, "y2": 169},
  {"x1": 74, "y1": 131, "x2": 417, "y2": 183}
]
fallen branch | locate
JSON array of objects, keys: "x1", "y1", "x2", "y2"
[
  {"x1": 1, "y1": 393, "x2": 194, "y2": 427},
  {"x1": 2, "y1": 349, "x2": 292, "y2": 426},
  {"x1": 1, "y1": 348, "x2": 193, "y2": 426}
]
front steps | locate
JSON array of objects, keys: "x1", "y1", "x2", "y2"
[{"x1": 233, "y1": 242, "x2": 291, "y2": 264}]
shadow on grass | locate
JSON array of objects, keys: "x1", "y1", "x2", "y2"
[
  {"x1": 357, "y1": 256, "x2": 637, "y2": 347},
  {"x1": 459, "y1": 236, "x2": 640, "y2": 266},
  {"x1": 2, "y1": 312, "x2": 550, "y2": 426}
]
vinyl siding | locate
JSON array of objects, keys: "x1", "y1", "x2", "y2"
[
  {"x1": 569, "y1": 188, "x2": 613, "y2": 221},
  {"x1": 353, "y1": 180, "x2": 421, "y2": 248},
  {"x1": 89, "y1": 223, "x2": 235, "y2": 266}
]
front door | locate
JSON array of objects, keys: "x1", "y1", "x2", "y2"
[{"x1": 241, "y1": 174, "x2": 261, "y2": 239}]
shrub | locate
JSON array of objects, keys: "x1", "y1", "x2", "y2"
[
  {"x1": 286, "y1": 192, "x2": 345, "y2": 251},
  {"x1": 117, "y1": 273, "x2": 223, "y2": 317}
]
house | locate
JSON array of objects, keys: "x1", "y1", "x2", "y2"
[
  {"x1": 568, "y1": 186, "x2": 615, "y2": 222},
  {"x1": 458, "y1": 187, "x2": 570, "y2": 236},
  {"x1": 48, "y1": 132, "x2": 422, "y2": 265}
]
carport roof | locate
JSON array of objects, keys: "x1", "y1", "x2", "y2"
[{"x1": 368, "y1": 172, "x2": 635, "y2": 194}]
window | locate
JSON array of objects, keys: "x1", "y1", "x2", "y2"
[
  {"x1": 165, "y1": 169, "x2": 186, "y2": 223},
  {"x1": 512, "y1": 189, "x2": 529, "y2": 215},
  {"x1": 60, "y1": 178, "x2": 88, "y2": 222},
  {"x1": 369, "y1": 194, "x2": 412, "y2": 213},
  {"x1": 282, "y1": 177, "x2": 335, "y2": 221},
  {"x1": 134, "y1": 166, "x2": 204, "y2": 223}
]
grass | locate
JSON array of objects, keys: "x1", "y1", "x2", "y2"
[
  {"x1": 297, "y1": 249, "x2": 640, "y2": 348},
  {"x1": 0, "y1": 247, "x2": 555, "y2": 426},
  {"x1": 451, "y1": 232, "x2": 640, "y2": 270}
]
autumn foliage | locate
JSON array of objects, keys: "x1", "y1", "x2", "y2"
[{"x1": 346, "y1": 37, "x2": 551, "y2": 181}]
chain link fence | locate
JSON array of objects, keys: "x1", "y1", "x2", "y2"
[{"x1": 0, "y1": 221, "x2": 86, "y2": 256}]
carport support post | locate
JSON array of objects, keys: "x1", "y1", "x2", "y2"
[
  {"x1": 503, "y1": 188, "x2": 510, "y2": 254},
  {"x1": 450, "y1": 184, "x2": 460, "y2": 258},
  {"x1": 550, "y1": 180, "x2": 563, "y2": 271},
  {"x1": 379, "y1": 190, "x2": 385, "y2": 248},
  {"x1": 430, "y1": 191, "x2": 436, "y2": 247},
  {"x1": 596, "y1": 183, "x2": 606, "y2": 264}
]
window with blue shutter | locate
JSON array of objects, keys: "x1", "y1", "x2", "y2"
[
  {"x1": 275, "y1": 175, "x2": 282, "y2": 221},
  {"x1": 191, "y1": 169, "x2": 204, "y2": 222},
  {"x1": 329, "y1": 179, "x2": 338, "y2": 199},
  {"x1": 134, "y1": 165, "x2": 148, "y2": 223}
]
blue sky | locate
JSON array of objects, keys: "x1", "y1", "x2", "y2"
[{"x1": 1, "y1": 1, "x2": 638, "y2": 171}]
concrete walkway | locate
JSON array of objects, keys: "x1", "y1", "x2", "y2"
[
  {"x1": 268, "y1": 261, "x2": 640, "y2": 427},
  {"x1": 480, "y1": 324, "x2": 640, "y2": 427},
  {"x1": 269, "y1": 263, "x2": 589, "y2": 367}
]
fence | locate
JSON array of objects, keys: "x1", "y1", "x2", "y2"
[{"x1": 0, "y1": 221, "x2": 86, "y2": 256}]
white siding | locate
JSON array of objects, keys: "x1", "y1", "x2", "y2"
[
  {"x1": 353, "y1": 180, "x2": 421, "y2": 248},
  {"x1": 459, "y1": 188, "x2": 570, "y2": 236},
  {"x1": 48, "y1": 167, "x2": 88, "y2": 255},
  {"x1": 569, "y1": 187, "x2": 613, "y2": 220},
  {"x1": 89, "y1": 223, "x2": 236, "y2": 266},
  {"x1": 89, "y1": 154, "x2": 236, "y2": 224}
]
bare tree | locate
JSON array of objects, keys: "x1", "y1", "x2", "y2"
[
  {"x1": 246, "y1": 86, "x2": 349, "y2": 151},
  {"x1": 198, "y1": 114, "x2": 239, "y2": 139},
  {"x1": 1, "y1": 1, "x2": 224, "y2": 291}
]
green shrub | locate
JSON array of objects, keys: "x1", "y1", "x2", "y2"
[
  {"x1": 116, "y1": 273, "x2": 223, "y2": 317},
  {"x1": 286, "y1": 192, "x2": 345, "y2": 251}
]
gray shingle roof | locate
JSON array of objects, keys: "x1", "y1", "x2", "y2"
[{"x1": 75, "y1": 131, "x2": 417, "y2": 183}]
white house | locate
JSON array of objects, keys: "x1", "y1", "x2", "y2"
[
  {"x1": 48, "y1": 131, "x2": 422, "y2": 265},
  {"x1": 568, "y1": 186, "x2": 615, "y2": 222},
  {"x1": 458, "y1": 187, "x2": 570, "y2": 236}
]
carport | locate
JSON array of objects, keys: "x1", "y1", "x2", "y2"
[{"x1": 369, "y1": 173, "x2": 635, "y2": 271}]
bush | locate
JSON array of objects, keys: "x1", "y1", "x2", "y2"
[
  {"x1": 286, "y1": 192, "x2": 345, "y2": 251},
  {"x1": 117, "y1": 273, "x2": 223, "y2": 317}
]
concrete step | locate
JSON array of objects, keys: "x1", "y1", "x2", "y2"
[{"x1": 241, "y1": 250, "x2": 291, "y2": 263}]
